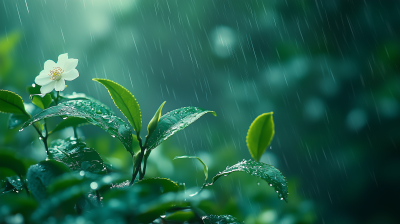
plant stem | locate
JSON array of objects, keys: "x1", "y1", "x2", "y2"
[
  {"x1": 96, "y1": 190, "x2": 101, "y2": 206},
  {"x1": 140, "y1": 150, "x2": 150, "y2": 180},
  {"x1": 73, "y1": 126, "x2": 78, "y2": 139},
  {"x1": 130, "y1": 134, "x2": 144, "y2": 185},
  {"x1": 54, "y1": 91, "x2": 60, "y2": 105}
]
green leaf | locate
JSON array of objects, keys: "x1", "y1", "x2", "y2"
[
  {"x1": 0, "y1": 195, "x2": 38, "y2": 219},
  {"x1": 0, "y1": 151, "x2": 27, "y2": 177},
  {"x1": 93, "y1": 78, "x2": 142, "y2": 135},
  {"x1": 46, "y1": 173, "x2": 86, "y2": 195},
  {"x1": 21, "y1": 99, "x2": 133, "y2": 155},
  {"x1": 48, "y1": 137, "x2": 108, "y2": 174},
  {"x1": 27, "y1": 160, "x2": 70, "y2": 201},
  {"x1": 145, "y1": 101, "x2": 166, "y2": 145},
  {"x1": 165, "y1": 210, "x2": 196, "y2": 222},
  {"x1": 246, "y1": 112, "x2": 275, "y2": 162},
  {"x1": 8, "y1": 103, "x2": 39, "y2": 129},
  {"x1": 0, "y1": 90, "x2": 27, "y2": 114},
  {"x1": 6, "y1": 176, "x2": 24, "y2": 191},
  {"x1": 146, "y1": 107, "x2": 216, "y2": 150},
  {"x1": 134, "y1": 177, "x2": 180, "y2": 194},
  {"x1": 174, "y1": 156, "x2": 208, "y2": 181},
  {"x1": 49, "y1": 117, "x2": 89, "y2": 134},
  {"x1": 211, "y1": 160, "x2": 288, "y2": 202},
  {"x1": 30, "y1": 94, "x2": 53, "y2": 109},
  {"x1": 202, "y1": 215, "x2": 243, "y2": 224}
]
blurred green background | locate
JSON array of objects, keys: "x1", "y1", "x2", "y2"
[{"x1": 1, "y1": 0, "x2": 399, "y2": 223}]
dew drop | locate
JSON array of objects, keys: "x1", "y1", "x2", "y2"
[
  {"x1": 257, "y1": 182, "x2": 260, "y2": 186},
  {"x1": 19, "y1": 129, "x2": 24, "y2": 132},
  {"x1": 280, "y1": 198, "x2": 283, "y2": 200}
]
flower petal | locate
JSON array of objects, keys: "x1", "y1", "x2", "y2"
[
  {"x1": 54, "y1": 79, "x2": 66, "y2": 91},
  {"x1": 64, "y1": 58, "x2": 78, "y2": 72},
  {"x1": 40, "y1": 82, "x2": 55, "y2": 94},
  {"x1": 35, "y1": 70, "x2": 52, "y2": 85},
  {"x1": 62, "y1": 69, "x2": 79, "y2": 81},
  {"x1": 44, "y1": 60, "x2": 56, "y2": 70},
  {"x1": 57, "y1": 53, "x2": 68, "y2": 67}
]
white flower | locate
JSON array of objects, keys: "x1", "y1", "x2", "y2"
[{"x1": 35, "y1": 53, "x2": 79, "y2": 94}]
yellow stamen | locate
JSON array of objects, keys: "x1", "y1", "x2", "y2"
[{"x1": 48, "y1": 67, "x2": 64, "y2": 81}]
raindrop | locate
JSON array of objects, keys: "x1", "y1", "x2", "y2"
[
  {"x1": 19, "y1": 129, "x2": 24, "y2": 132},
  {"x1": 280, "y1": 198, "x2": 284, "y2": 200},
  {"x1": 38, "y1": 137, "x2": 42, "y2": 140},
  {"x1": 269, "y1": 184, "x2": 272, "y2": 187},
  {"x1": 257, "y1": 182, "x2": 260, "y2": 186},
  {"x1": 80, "y1": 171, "x2": 85, "y2": 176},
  {"x1": 90, "y1": 182, "x2": 99, "y2": 190}
]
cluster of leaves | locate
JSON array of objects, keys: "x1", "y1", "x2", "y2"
[{"x1": 0, "y1": 78, "x2": 287, "y2": 223}]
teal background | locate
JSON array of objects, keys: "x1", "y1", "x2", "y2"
[{"x1": 1, "y1": 0, "x2": 399, "y2": 223}]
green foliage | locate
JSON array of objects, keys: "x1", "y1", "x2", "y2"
[
  {"x1": 48, "y1": 137, "x2": 108, "y2": 174},
  {"x1": 146, "y1": 101, "x2": 166, "y2": 145},
  {"x1": 93, "y1": 78, "x2": 142, "y2": 135},
  {"x1": 246, "y1": 112, "x2": 274, "y2": 162},
  {"x1": 211, "y1": 160, "x2": 288, "y2": 202},
  {"x1": 26, "y1": 160, "x2": 70, "y2": 201},
  {"x1": 30, "y1": 94, "x2": 53, "y2": 110},
  {"x1": 21, "y1": 99, "x2": 133, "y2": 155},
  {"x1": 202, "y1": 214, "x2": 244, "y2": 224},
  {"x1": 146, "y1": 107, "x2": 217, "y2": 150},
  {"x1": 174, "y1": 155, "x2": 209, "y2": 181},
  {"x1": 0, "y1": 90, "x2": 27, "y2": 115},
  {"x1": 0, "y1": 150, "x2": 27, "y2": 177},
  {"x1": 1, "y1": 62, "x2": 289, "y2": 223}
]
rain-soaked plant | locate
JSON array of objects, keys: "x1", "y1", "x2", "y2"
[{"x1": 0, "y1": 53, "x2": 288, "y2": 223}]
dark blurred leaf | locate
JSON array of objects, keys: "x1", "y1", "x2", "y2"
[
  {"x1": 27, "y1": 160, "x2": 70, "y2": 201},
  {"x1": 0, "y1": 90, "x2": 27, "y2": 114},
  {"x1": 146, "y1": 107, "x2": 216, "y2": 150},
  {"x1": 8, "y1": 103, "x2": 40, "y2": 129},
  {"x1": 134, "y1": 177, "x2": 180, "y2": 194},
  {"x1": 202, "y1": 214, "x2": 243, "y2": 224},
  {"x1": 211, "y1": 160, "x2": 288, "y2": 202},
  {"x1": 46, "y1": 173, "x2": 86, "y2": 195},
  {"x1": 50, "y1": 117, "x2": 89, "y2": 134},
  {"x1": 49, "y1": 137, "x2": 107, "y2": 174},
  {"x1": 93, "y1": 78, "x2": 142, "y2": 135},
  {"x1": 246, "y1": 112, "x2": 274, "y2": 162},
  {"x1": 21, "y1": 99, "x2": 133, "y2": 155},
  {"x1": 174, "y1": 156, "x2": 209, "y2": 181},
  {"x1": 165, "y1": 210, "x2": 196, "y2": 222},
  {"x1": 0, "y1": 194, "x2": 37, "y2": 221},
  {"x1": 0, "y1": 151, "x2": 27, "y2": 177}
]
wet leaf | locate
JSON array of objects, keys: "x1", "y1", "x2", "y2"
[
  {"x1": 48, "y1": 137, "x2": 107, "y2": 174},
  {"x1": 21, "y1": 99, "x2": 133, "y2": 155},
  {"x1": 134, "y1": 177, "x2": 180, "y2": 194},
  {"x1": 174, "y1": 156, "x2": 208, "y2": 181},
  {"x1": 246, "y1": 112, "x2": 274, "y2": 162},
  {"x1": 0, "y1": 90, "x2": 27, "y2": 114},
  {"x1": 27, "y1": 160, "x2": 70, "y2": 201},
  {"x1": 211, "y1": 160, "x2": 288, "y2": 202},
  {"x1": 145, "y1": 101, "x2": 166, "y2": 145},
  {"x1": 6, "y1": 176, "x2": 24, "y2": 191},
  {"x1": 49, "y1": 117, "x2": 89, "y2": 134},
  {"x1": 0, "y1": 151, "x2": 27, "y2": 177},
  {"x1": 202, "y1": 214, "x2": 243, "y2": 224},
  {"x1": 146, "y1": 107, "x2": 216, "y2": 150},
  {"x1": 165, "y1": 210, "x2": 196, "y2": 222},
  {"x1": 93, "y1": 78, "x2": 142, "y2": 135}
]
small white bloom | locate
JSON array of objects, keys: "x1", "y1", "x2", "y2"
[{"x1": 35, "y1": 53, "x2": 79, "y2": 94}]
